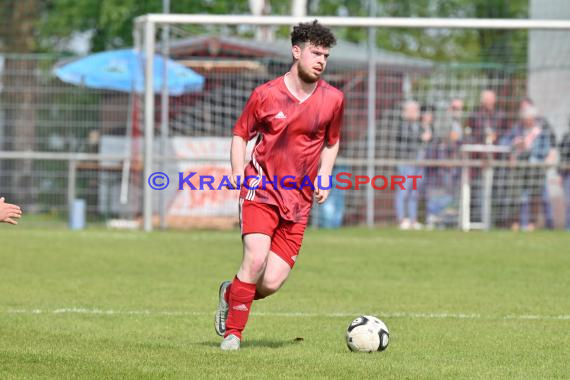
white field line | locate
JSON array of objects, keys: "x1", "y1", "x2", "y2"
[{"x1": 2, "y1": 308, "x2": 570, "y2": 321}]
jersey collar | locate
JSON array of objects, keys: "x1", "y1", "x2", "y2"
[{"x1": 282, "y1": 72, "x2": 320, "y2": 104}]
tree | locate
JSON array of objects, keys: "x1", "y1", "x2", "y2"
[
  {"x1": 39, "y1": 0, "x2": 251, "y2": 53},
  {"x1": 0, "y1": 0, "x2": 43, "y2": 206},
  {"x1": 36, "y1": 0, "x2": 528, "y2": 63},
  {"x1": 311, "y1": 0, "x2": 528, "y2": 64}
]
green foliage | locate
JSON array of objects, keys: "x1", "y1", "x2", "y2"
[
  {"x1": 39, "y1": 0, "x2": 251, "y2": 52},
  {"x1": 0, "y1": 0, "x2": 43, "y2": 53},
  {"x1": 312, "y1": 0, "x2": 529, "y2": 64},
  {"x1": 3, "y1": 0, "x2": 529, "y2": 62}
]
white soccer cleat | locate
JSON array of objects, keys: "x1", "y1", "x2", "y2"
[
  {"x1": 215, "y1": 280, "x2": 231, "y2": 337},
  {"x1": 220, "y1": 334, "x2": 241, "y2": 351}
]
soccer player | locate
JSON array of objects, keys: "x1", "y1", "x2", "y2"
[
  {"x1": 0, "y1": 197, "x2": 22, "y2": 225},
  {"x1": 215, "y1": 20, "x2": 344, "y2": 350}
]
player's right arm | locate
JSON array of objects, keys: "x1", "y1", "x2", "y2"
[
  {"x1": 230, "y1": 136, "x2": 247, "y2": 188},
  {"x1": 231, "y1": 89, "x2": 261, "y2": 189}
]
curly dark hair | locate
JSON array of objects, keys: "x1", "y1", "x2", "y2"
[{"x1": 291, "y1": 20, "x2": 336, "y2": 48}]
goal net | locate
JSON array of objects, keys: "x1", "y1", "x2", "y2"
[{"x1": 133, "y1": 14, "x2": 570, "y2": 231}]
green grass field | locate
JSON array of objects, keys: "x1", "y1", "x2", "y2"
[{"x1": 1, "y1": 227, "x2": 569, "y2": 379}]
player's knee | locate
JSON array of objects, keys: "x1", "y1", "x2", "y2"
[
  {"x1": 242, "y1": 256, "x2": 267, "y2": 278},
  {"x1": 254, "y1": 289, "x2": 268, "y2": 300},
  {"x1": 259, "y1": 278, "x2": 283, "y2": 296},
  {"x1": 263, "y1": 283, "x2": 280, "y2": 295},
  {"x1": 255, "y1": 285, "x2": 274, "y2": 298}
]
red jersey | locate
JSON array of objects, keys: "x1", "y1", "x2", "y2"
[{"x1": 233, "y1": 74, "x2": 344, "y2": 222}]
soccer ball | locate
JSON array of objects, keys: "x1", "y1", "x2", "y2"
[{"x1": 346, "y1": 315, "x2": 389, "y2": 352}]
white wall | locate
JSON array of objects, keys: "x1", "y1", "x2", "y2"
[{"x1": 529, "y1": 0, "x2": 570, "y2": 139}]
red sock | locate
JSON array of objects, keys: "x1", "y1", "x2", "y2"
[
  {"x1": 224, "y1": 283, "x2": 266, "y2": 303},
  {"x1": 225, "y1": 276, "x2": 256, "y2": 340}
]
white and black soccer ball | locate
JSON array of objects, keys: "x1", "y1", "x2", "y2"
[{"x1": 346, "y1": 315, "x2": 389, "y2": 352}]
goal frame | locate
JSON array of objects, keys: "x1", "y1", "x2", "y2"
[{"x1": 134, "y1": 14, "x2": 570, "y2": 231}]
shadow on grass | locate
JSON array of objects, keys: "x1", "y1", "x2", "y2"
[{"x1": 199, "y1": 338, "x2": 304, "y2": 349}]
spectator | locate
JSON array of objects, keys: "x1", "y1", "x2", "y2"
[
  {"x1": 466, "y1": 90, "x2": 508, "y2": 145},
  {"x1": 0, "y1": 197, "x2": 22, "y2": 225},
  {"x1": 466, "y1": 90, "x2": 508, "y2": 226},
  {"x1": 394, "y1": 101, "x2": 431, "y2": 230},
  {"x1": 500, "y1": 105, "x2": 551, "y2": 231},
  {"x1": 448, "y1": 98, "x2": 464, "y2": 146},
  {"x1": 520, "y1": 97, "x2": 557, "y2": 229},
  {"x1": 559, "y1": 123, "x2": 570, "y2": 230},
  {"x1": 426, "y1": 100, "x2": 463, "y2": 229}
]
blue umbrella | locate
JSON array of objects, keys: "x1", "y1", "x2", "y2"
[
  {"x1": 53, "y1": 48, "x2": 204, "y2": 95},
  {"x1": 54, "y1": 49, "x2": 204, "y2": 206}
]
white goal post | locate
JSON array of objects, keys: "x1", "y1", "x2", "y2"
[{"x1": 134, "y1": 14, "x2": 570, "y2": 232}]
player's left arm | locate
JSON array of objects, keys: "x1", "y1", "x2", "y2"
[
  {"x1": 315, "y1": 141, "x2": 340, "y2": 204},
  {"x1": 315, "y1": 95, "x2": 344, "y2": 204}
]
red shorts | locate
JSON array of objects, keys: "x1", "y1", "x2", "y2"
[{"x1": 239, "y1": 199, "x2": 308, "y2": 268}]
